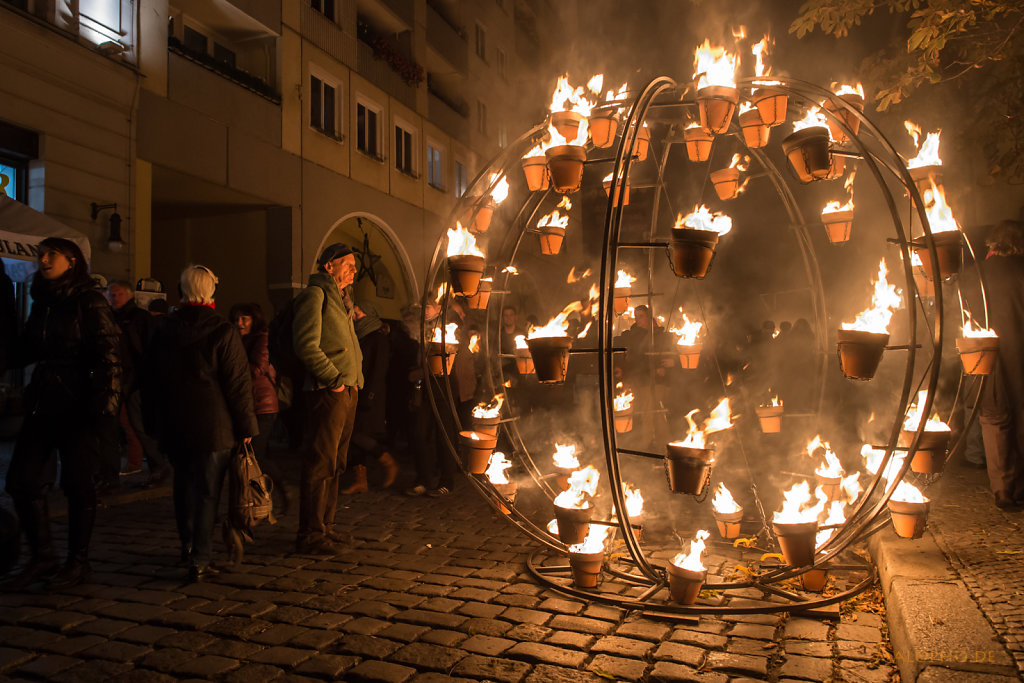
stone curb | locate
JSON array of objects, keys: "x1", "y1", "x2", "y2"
[{"x1": 869, "y1": 527, "x2": 1018, "y2": 682}]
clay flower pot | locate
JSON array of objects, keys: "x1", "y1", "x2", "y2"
[
  {"x1": 664, "y1": 444, "x2": 713, "y2": 496},
  {"x1": 782, "y1": 127, "x2": 832, "y2": 183},
  {"x1": 568, "y1": 550, "x2": 603, "y2": 588},
  {"x1": 899, "y1": 430, "x2": 951, "y2": 474},
  {"x1": 613, "y1": 286, "x2": 630, "y2": 314},
  {"x1": 427, "y1": 342, "x2": 456, "y2": 376},
  {"x1": 473, "y1": 414, "x2": 500, "y2": 436},
  {"x1": 466, "y1": 279, "x2": 492, "y2": 310},
  {"x1": 825, "y1": 154, "x2": 846, "y2": 181},
  {"x1": 448, "y1": 254, "x2": 486, "y2": 296},
  {"x1": 554, "y1": 504, "x2": 592, "y2": 545},
  {"x1": 670, "y1": 228, "x2": 719, "y2": 279},
  {"x1": 801, "y1": 568, "x2": 829, "y2": 592},
  {"x1": 667, "y1": 564, "x2": 706, "y2": 605},
  {"x1": 554, "y1": 466, "x2": 575, "y2": 492},
  {"x1": 888, "y1": 499, "x2": 930, "y2": 539},
  {"x1": 710, "y1": 168, "x2": 740, "y2": 200},
  {"x1": 756, "y1": 405, "x2": 784, "y2": 433},
  {"x1": 678, "y1": 343, "x2": 702, "y2": 369},
  {"x1": 739, "y1": 108, "x2": 770, "y2": 148},
  {"x1": 459, "y1": 431, "x2": 498, "y2": 474},
  {"x1": 538, "y1": 225, "x2": 565, "y2": 255},
  {"x1": 815, "y1": 474, "x2": 842, "y2": 503},
  {"x1": 909, "y1": 165, "x2": 942, "y2": 194},
  {"x1": 912, "y1": 231, "x2": 962, "y2": 281},
  {"x1": 550, "y1": 110, "x2": 584, "y2": 141},
  {"x1": 822, "y1": 93, "x2": 864, "y2": 143},
  {"x1": 526, "y1": 337, "x2": 572, "y2": 383},
  {"x1": 714, "y1": 508, "x2": 743, "y2": 539},
  {"x1": 697, "y1": 85, "x2": 739, "y2": 135},
  {"x1": 589, "y1": 106, "x2": 619, "y2": 148},
  {"x1": 772, "y1": 521, "x2": 818, "y2": 568},
  {"x1": 957, "y1": 337, "x2": 999, "y2": 376},
  {"x1": 614, "y1": 408, "x2": 633, "y2": 434},
  {"x1": 545, "y1": 145, "x2": 587, "y2": 193},
  {"x1": 837, "y1": 329, "x2": 889, "y2": 380},
  {"x1": 492, "y1": 481, "x2": 517, "y2": 515},
  {"x1": 603, "y1": 176, "x2": 630, "y2": 207},
  {"x1": 522, "y1": 156, "x2": 549, "y2": 192},
  {"x1": 466, "y1": 201, "x2": 494, "y2": 233},
  {"x1": 822, "y1": 209, "x2": 854, "y2": 244},
  {"x1": 753, "y1": 88, "x2": 788, "y2": 127},
  {"x1": 515, "y1": 348, "x2": 535, "y2": 375},
  {"x1": 684, "y1": 127, "x2": 714, "y2": 162}
]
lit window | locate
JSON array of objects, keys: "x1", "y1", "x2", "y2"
[
  {"x1": 395, "y1": 123, "x2": 415, "y2": 175},
  {"x1": 357, "y1": 101, "x2": 381, "y2": 158},
  {"x1": 310, "y1": 73, "x2": 340, "y2": 138},
  {"x1": 455, "y1": 161, "x2": 468, "y2": 198},
  {"x1": 0, "y1": 159, "x2": 24, "y2": 204},
  {"x1": 477, "y1": 100, "x2": 487, "y2": 135},
  {"x1": 79, "y1": 0, "x2": 122, "y2": 44},
  {"x1": 427, "y1": 145, "x2": 443, "y2": 189},
  {"x1": 311, "y1": 0, "x2": 335, "y2": 21},
  {"x1": 474, "y1": 23, "x2": 486, "y2": 61}
]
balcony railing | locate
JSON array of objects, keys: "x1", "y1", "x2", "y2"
[
  {"x1": 426, "y1": 2, "x2": 467, "y2": 74},
  {"x1": 356, "y1": 39, "x2": 417, "y2": 110},
  {"x1": 168, "y1": 36, "x2": 280, "y2": 103},
  {"x1": 300, "y1": 2, "x2": 347, "y2": 64},
  {"x1": 428, "y1": 91, "x2": 470, "y2": 144}
]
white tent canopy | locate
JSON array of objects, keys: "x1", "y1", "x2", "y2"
[{"x1": 0, "y1": 195, "x2": 92, "y2": 264}]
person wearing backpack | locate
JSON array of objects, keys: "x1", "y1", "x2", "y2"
[{"x1": 293, "y1": 244, "x2": 363, "y2": 555}]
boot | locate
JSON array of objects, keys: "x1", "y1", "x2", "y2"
[
  {"x1": 378, "y1": 452, "x2": 399, "y2": 488},
  {"x1": 340, "y1": 465, "x2": 368, "y2": 495},
  {"x1": 1, "y1": 497, "x2": 58, "y2": 591},
  {"x1": 47, "y1": 504, "x2": 95, "y2": 591}
]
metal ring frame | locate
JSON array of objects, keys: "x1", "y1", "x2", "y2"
[{"x1": 419, "y1": 75, "x2": 989, "y2": 616}]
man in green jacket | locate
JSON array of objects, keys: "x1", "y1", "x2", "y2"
[{"x1": 293, "y1": 243, "x2": 364, "y2": 554}]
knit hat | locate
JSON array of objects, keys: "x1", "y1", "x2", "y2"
[{"x1": 317, "y1": 243, "x2": 354, "y2": 270}]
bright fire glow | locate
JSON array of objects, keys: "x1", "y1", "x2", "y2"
[
  {"x1": 568, "y1": 523, "x2": 610, "y2": 554},
  {"x1": 446, "y1": 222, "x2": 485, "y2": 257},
  {"x1": 713, "y1": 483, "x2": 742, "y2": 514},
  {"x1": 834, "y1": 83, "x2": 865, "y2": 98},
  {"x1": 527, "y1": 301, "x2": 584, "y2": 339},
  {"x1": 669, "y1": 312, "x2": 703, "y2": 346},
  {"x1": 604, "y1": 82, "x2": 628, "y2": 102},
  {"x1": 567, "y1": 266, "x2": 590, "y2": 283},
  {"x1": 473, "y1": 395, "x2": 505, "y2": 419},
  {"x1": 890, "y1": 479, "x2": 929, "y2": 503},
  {"x1": 672, "y1": 529, "x2": 711, "y2": 572},
  {"x1": 554, "y1": 465, "x2": 600, "y2": 509},
  {"x1": 905, "y1": 121, "x2": 942, "y2": 168},
  {"x1": 728, "y1": 153, "x2": 749, "y2": 171},
  {"x1": 622, "y1": 482, "x2": 644, "y2": 517},
  {"x1": 489, "y1": 174, "x2": 510, "y2": 204},
  {"x1": 549, "y1": 74, "x2": 597, "y2": 116},
  {"x1": 514, "y1": 334, "x2": 528, "y2": 351},
  {"x1": 840, "y1": 472, "x2": 862, "y2": 505},
  {"x1": 486, "y1": 451, "x2": 513, "y2": 485},
  {"x1": 815, "y1": 446, "x2": 844, "y2": 480},
  {"x1": 552, "y1": 443, "x2": 580, "y2": 469},
  {"x1": 675, "y1": 205, "x2": 733, "y2": 236},
  {"x1": 841, "y1": 259, "x2": 902, "y2": 333},
  {"x1": 586, "y1": 73, "x2": 604, "y2": 96},
  {"x1": 693, "y1": 39, "x2": 737, "y2": 89},
  {"x1": 615, "y1": 269, "x2": 636, "y2": 288},
  {"x1": 774, "y1": 480, "x2": 828, "y2": 524},
  {"x1": 793, "y1": 106, "x2": 831, "y2": 135},
  {"x1": 903, "y1": 390, "x2": 952, "y2": 433},
  {"x1": 523, "y1": 142, "x2": 545, "y2": 159},
  {"x1": 815, "y1": 501, "x2": 847, "y2": 548},
  {"x1": 962, "y1": 312, "x2": 998, "y2": 339},
  {"x1": 558, "y1": 195, "x2": 572, "y2": 210},
  {"x1": 547, "y1": 519, "x2": 558, "y2": 534},
  {"x1": 502, "y1": 266, "x2": 519, "y2": 274},
  {"x1": 751, "y1": 34, "x2": 772, "y2": 77},
  {"x1": 823, "y1": 168, "x2": 857, "y2": 215},
  {"x1": 671, "y1": 398, "x2": 733, "y2": 449},
  {"x1": 763, "y1": 393, "x2": 782, "y2": 408},
  {"x1": 468, "y1": 334, "x2": 480, "y2": 354},
  {"x1": 862, "y1": 444, "x2": 907, "y2": 489},
  {"x1": 538, "y1": 209, "x2": 569, "y2": 231},
  {"x1": 922, "y1": 178, "x2": 959, "y2": 234},
  {"x1": 614, "y1": 382, "x2": 634, "y2": 411},
  {"x1": 431, "y1": 322, "x2": 459, "y2": 345}
]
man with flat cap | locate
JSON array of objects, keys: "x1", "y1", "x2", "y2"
[{"x1": 293, "y1": 243, "x2": 364, "y2": 554}]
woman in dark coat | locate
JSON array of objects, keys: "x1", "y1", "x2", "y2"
[
  {"x1": 229, "y1": 303, "x2": 279, "y2": 461},
  {"x1": 2, "y1": 237, "x2": 122, "y2": 590},
  {"x1": 145, "y1": 265, "x2": 257, "y2": 581}
]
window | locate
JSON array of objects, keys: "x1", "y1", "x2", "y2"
[
  {"x1": 474, "y1": 23, "x2": 486, "y2": 61},
  {"x1": 395, "y1": 123, "x2": 415, "y2": 175},
  {"x1": 427, "y1": 144, "x2": 443, "y2": 189},
  {"x1": 183, "y1": 25, "x2": 208, "y2": 54},
  {"x1": 79, "y1": 0, "x2": 123, "y2": 46},
  {"x1": 310, "y1": 74, "x2": 340, "y2": 137},
  {"x1": 477, "y1": 100, "x2": 487, "y2": 135},
  {"x1": 213, "y1": 42, "x2": 236, "y2": 68},
  {"x1": 357, "y1": 101, "x2": 381, "y2": 158},
  {"x1": 311, "y1": 0, "x2": 335, "y2": 21},
  {"x1": 455, "y1": 161, "x2": 468, "y2": 198},
  {"x1": 496, "y1": 48, "x2": 506, "y2": 80},
  {"x1": 0, "y1": 157, "x2": 26, "y2": 204}
]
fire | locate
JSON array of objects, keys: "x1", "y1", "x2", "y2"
[
  {"x1": 523, "y1": 142, "x2": 545, "y2": 159},
  {"x1": 568, "y1": 523, "x2": 610, "y2": 554},
  {"x1": 446, "y1": 222, "x2": 485, "y2": 258},
  {"x1": 671, "y1": 529, "x2": 711, "y2": 572},
  {"x1": 486, "y1": 451, "x2": 513, "y2": 485},
  {"x1": 903, "y1": 390, "x2": 951, "y2": 433},
  {"x1": 586, "y1": 73, "x2": 604, "y2": 97},
  {"x1": 840, "y1": 472, "x2": 862, "y2": 504},
  {"x1": 890, "y1": 479, "x2": 929, "y2": 504},
  {"x1": 728, "y1": 153, "x2": 749, "y2": 171},
  {"x1": 622, "y1": 483, "x2": 644, "y2": 517},
  {"x1": 823, "y1": 168, "x2": 857, "y2": 215},
  {"x1": 558, "y1": 195, "x2": 572, "y2": 210},
  {"x1": 604, "y1": 82, "x2": 628, "y2": 103},
  {"x1": 815, "y1": 446, "x2": 844, "y2": 480},
  {"x1": 547, "y1": 519, "x2": 559, "y2": 534},
  {"x1": 613, "y1": 382, "x2": 634, "y2": 411},
  {"x1": 669, "y1": 312, "x2": 703, "y2": 346},
  {"x1": 751, "y1": 34, "x2": 772, "y2": 77},
  {"x1": 431, "y1": 322, "x2": 459, "y2": 345},
  {"x1": 514, "y1": 334, "x2": 528, "y2": 350},
  {"x1": 738, "y1": 101, "x2": 755, "y2": 115},
  {"x1": 763, "y1": 393, "x2": 782, "y2": 408},
  {"x1": 552, "y1": 443, "x2": 580, "y2": 469},
  {"x1": 547, "y1": 118, "x2": 590, "y2": 148},
  {"x1": 793, "y1": 106, "x2": 831, "y2": 134},
  {"x1": 833, "y1": 82, "x2": 865, "y2": 98},
  {"x1": 502, "y1": 266, "x2": 519, "y2": 274},
  {"x1": 922, "y1": 178, "x2": 958, "y2": 233},
  {"x1": 815, "y1": 500, "x2": 847, "y2": 548},
  {"x1": 489, "y1": 173, "x2": 510, "y2": 204},
  {"x1": 731, "y1": 25, "x2": 746, "y2": 41},
  {"x1": 905, "y1": 121, "x2": 942, "y2": 168},
  {"x1": 473, "y1": 395, "x2": 505, "y2": 419},
  {"x1": 537, "y1": 209, "x2": 570, "y2": 231},
  {"x1": 566, "y1": 266, "x2": 590, "y2": 283},
  {"x1": 674, "y1": 205, "x2": 733, "y2": 236},
  {"x1": 840, "y1": 259, "x2": 902, "y2": 334},
  {"x1": 962, "y1": 312, "x2": 998, "y2": 339},
  {"x1": 527, "y1": 301, "x2": 584, "y2": 339},
  {"x1": 671, "y1": 398, "x2": 733, "y2": 449},
  {"x1": 577, "y1": 321, "x2": 592, "y2": 338},
  {"x1": 712, "y1": 483, "x2": 742, "y2": 514},
  {"x1": 553, "y1": 465, "x2": 600, "y2": 509},
  {"x1": 693, "y1": 39, "x2": 737, "y2": 89},
  {"x1": 548, "y1": 74, "x2": 597, "y2": 117},
  {"x1": 615, "y1": 269, "x2": 636, "y2": 288},
  {"x1": 862, "y1": 444, "x2": 907, "y2": 488},
  {"x1": 468, "y1": 334, "x2": 480, "y2": 354},
  {"x1": 773, "y1": 481, "x2": 828, "y2": 524}
]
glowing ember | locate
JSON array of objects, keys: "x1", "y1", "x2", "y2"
[
  {"x1": 552, "y1": 443, "x2": 580, "y2": 469},
  {"x1": 446, "y1": 222, "x2": 485, "y2": 257},
  {"x1": 671, "y1": 398, "x2": 733, "y2": 449},
  {"x1": 527, "y1": 301, "x2": 584, "y2": 339},
  {"x1": 834, "y1": 82, "x2": 865, "y2": 98},
  {"x1": 712, "y1": 483, "x2": 742, "y2": 514},
  {"x1": 566, "y1": 266, "x2": 590, "y2": 283},
  {"x1": 468, "y1": 334, "x2": 480, "y2": 354},
  {"x1": 774, "y1": 481, "x2": 827, "y2": 524},
  {"x1": 751, "y1": 34, "x2": 773, "y2": 77},
  {"x1": 486, "y1": 451, "x2": 513, "y2": 485},
  {"x1": 891, "y1": 479, "x2": 929, "y2": 504},
  {"x1": 675, "y1": 205, "x2": 733, "y2": 236},
  {"x1": 615, "y1": 270, "x2": 636, "y2": 288},
  {"x1": 554, "y1": 465, "x2": 600, "y2": 509},
  {"x1": 905, "y1": 121, "x2": 942, "y2": 168},
  {"x1": 548, "y1": 74, "x2": 597, "y2": 117},
  {"x1": 669, "y1": 312, "x2": 703, "y2": 346},
  {"x1": 903, "y1": 390, "x2": 951, "y2": 433},
  {"x1": 489, "y1": 174, "x2": 510, "y2": 204},
  {"x1": 431, "y1": 322, "x2": 459, "y2": 345},
  {"x1": 613, "y1": 383, "x2": 634, "y2": 412},
  {"x1": 473, "y1": 395, "x2": 505, "y2": 419},
  {"x1": 537, "y1": 209, "x2": 569, "y2": 231},
  {"x1": 815, "y1": 501, "x2": 847, "y2": 548},
  {"x1": 792, "y1": 106, "x2": 831, "y2": 135},
  {"x1": 922, "y1": 178, "x2": 959, "y2": 233},
  {"x1": 568, "y1": 523, "x2": 610, "y2": 554},
  {"x1": 840, "y1": 259, "x2": 902, "y2": 333},
  {"x1": 962, "y1": 312, "x2": 998, "y2": 339},
  {"x1": 671, "y1": 529, "x2": 711, "y2": 572},
  {"x1": 693, "y1": 39, "x2": 737, "y2": 89}
]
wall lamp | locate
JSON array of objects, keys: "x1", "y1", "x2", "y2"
[{"x1": 91, "y1": 202, "x2": 125, "y2": 253}]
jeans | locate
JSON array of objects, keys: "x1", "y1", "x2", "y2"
[{"x1": 172, "y1": 447, "x2": 232, "y2": 568}]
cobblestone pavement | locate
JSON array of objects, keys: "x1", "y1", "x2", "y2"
[
  {"x1": 0, "y1": 472, "x2": 899, "y2": 682},
  {"x1": 926, "y1": 462, "x2": 1024, "y2": 676}
]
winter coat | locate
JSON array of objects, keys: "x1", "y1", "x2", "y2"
[
  {"x1": 144, "y1": 304, "x2": 258, "y2": 454},
  {"x1": 242, "y1": 330, "x2": 279, "y2": 415},
  {"x1": 113, "y1": 299, "x2": 154, "y2": 393},
  {"x1": 979, "y1": 254, "x2": 1024, "y2": 412},
  {"x1": 293, "y1": 272, "x2": 364, "y2": 391},
  {"x1": 17, "y1": 274, "x2": 121, "y2": 418}
]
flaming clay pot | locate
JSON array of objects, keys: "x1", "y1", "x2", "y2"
[
  {"x1": 710, "y1": 168, "x2": 740, "y2": 200},
  {"x1": 667, "y1": 564, "x2": 707, "y2": 605},
  {"x1": 466, "y1": 279, "x2": 492, "y2": 310},
  {"x1": 492, "y1": 481, "x2": 517, "y2": 515},
  {"x1": 697, "y1": 85, "x2": 739, "y2": 135},
  {"x1": 678, "y1": 343, "x2": 702, "y2": 369},
  {"x1": 473, "y1": 414, "x2": 500, "y2": 437},
  {"x1": 554, "y1": 504, "x2": 593, "y2": 545},
  {"x1": 603, "y1": 176, "x2": 631, "y2": 207},
  {"x1": 912, "y1": 231, "x2": 963, "y2": 281},
  {"x1": 822, "y1": 93, "x2": 864, "y2": 142},
  {"x1": 613, "y1": 286, "x2": 630, "y2": 314},
  {"x1": 772, "y1": 521, "x2": 818, "y2": 568},
  {"x1": 782, "y1": 126, "x2": 832, "y2": 183},
  {"x1": 515, "y1": 348, "x2": 535, "y2": 375},
  {"x1": 545, "y1": 145, "x2": 587, "y2": 193},
  {"x1": 568, "y1": 550, "x2": 604, "y2": 588},
  {"x1": 899, "y1": 430, "x2": 951, "y2": 474},
  {"x1": 756, "y1": 405, "x2": 784, "y2": 433},
  {"x1": 684, "y1": 127, "x2": 714, "y2": 162},
  {"x1": 801, "y1": 568, "x2": 829, "y2": 593},
  {"x1": 837, "y1": 329, "x2": 889, "y2": 380},
  {"x1": 554, "y1": 466, "x2": 576, "y2": 492},
  {"x1": 522, "y1": 156, "x2": 549, "y2": 192},
  {"x1": 664, "y1": 445, "x2": 714, "y2": 496},
  {"x1": 957, "y1": 337, "x2": 999, "y2": 375},
  {"x1": 447, "y1": 254, "x2": 486, "y2": 296},
  {"x1": 714, "y1": 508, "x2": 743, "y2": 540},
  {"x1": 550, "y1": 111, "x2": 584, "y2": 141},
  {"x1": 467, "y1": 201, "x2": 494, "y2": 233},
  {"x1": 526, "y1": 337, "x2": 572, "y2": 383},
  {"x1": 815, "y1": 474, "x2": 842, "y2": 503},
  {"x1": 538, "y1": 225, "x2": 565, "y2": 255},
  {"x1": 909, "y1": 165, "x2": 943, "y2": 194},
  {"x1": 888, "y1": 499, "x2": 930, "y2": 539},
  {"x1": 670, "y1": 228, "x2": 719, "y2": 279},
  {"x1": 614, "y1": 408, "x2": 633, "y2": 434},
  {"x1": 753, "y1": 88, "x2": 788, "y2": 127},
  {"x1": 825, "y1": 154, "x2": 846, "y2": 181},
  {"x1": 459, "y1": 431, "x2": 498, "y2": 474},
  {"x1": 822, "y1": 209, "x2": 854, "y2": 244},
  {"x1": 427, "y1": 342, "x2": 456, "y2": 376},
  {"x1": 739, "y1": 108, "x2": 770, "y2": 148},
  {"x1": 636, "y1": 124, "x2": 650, "y2": 161},
  {"x1": 589, "y1": 106, "x2": 619, "y2": 148}
]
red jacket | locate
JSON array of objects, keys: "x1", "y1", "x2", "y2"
[{"x1": 244, "y1": 330, "x2": 279, "y2": 415}]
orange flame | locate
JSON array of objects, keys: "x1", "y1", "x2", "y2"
[
  {"x1": 473, "y1": 394, "x2": 505, "y2": 419},
  {"x1": 905, "y1": 121, "x2": 942, "y2": 168},
  {"x1": 568, "y1": 523, "x2": 610, "y2": 554},
  {"x1": 671, "y1": 529, "x2": 711, "y2": 571},
  {"x1": 446, "y1": 222, "x2": 485, "y2": 257},
  {"x1": 962, "y1": 312, "x2": 997, "y2": 339},
  {"x1": 922, "y1": 178, "x2": 958, "y2": 233},
  {"x1": 773, "y1": 481, "x2": 828, "y2": 524},
  {"x1": 712, "y1": 482, "x2": 742, "y2": 514},
  {"x1": 552, "y1": 443, "x2": 580, "y2": 469},
  {"x1": 694, "y1": 39, "x2": 738, "y2": 89},
  {"x1": 527, "y1": 300, "x2": 584, "y2": 339},
  {"x1": 841, "y1": 259, "x2": 902, "y2": 333},
  {"x1": 553, "y1": 465, "x2": 600, "y2": 509},
  {"x1": 675, "y1": 205, "x2": 733, "y2": 236},
  {"x1": 669, "y1": 311, "x2": 703, "y2": 346},
  {"x1": 486, "y1": 451, "x2": 513, "y2": 485},
  {"x1": 903, "y1": 389, "x2": 951, "y2": 433}
]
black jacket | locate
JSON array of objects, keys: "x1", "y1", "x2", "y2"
[
  {"x1": 113, "y1": 299, "x2": 154, "y2": 393},
  {"x1": 17, "y1": 274, "x2": 122, "y2": 418},
  {"x1": 144, "y1": 305, "x2": 258, "y2": 453}
]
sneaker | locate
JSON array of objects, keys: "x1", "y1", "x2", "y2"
[
  {"x1": 405, "y1": 485, "x2": 427, "y2": 497},
  {"x1": 426, "y1": 486, "x2": 450, "y2": 498}
]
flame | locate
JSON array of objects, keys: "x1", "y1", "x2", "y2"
[
  {"x1": 431, "y1": 322, "x2": 459, "y2": 345},
  {"x1": 903, "y1": 389, "x2": 951, "y2": 433},
  {"x1": 622, "y1": 482, "x2": 644, "y2": 517},
  {"x1": 890, "y1": 479, "x2": 929, "y2": 504},
  {"x1": 762, "y1": 393, "x2": 782, "y2": 408},
  {"x1": 615, "y1": 269, "x2": 636, "y2": 288},
  {"x1": 671, "y1": 529, "x2": 711, "y2": 572},
  {"x1": 793, "y1": 106, "x2": 831, "y2": 135},
  {"x1": 671, "y1": 398, "x2": 732, "y2": 449},
  {"x1": 468, "y1": 334, "x2": 480, "y2": 353},
  {"x1": 674, "y1": 205, "x2": 733, "y2": 236},
  {"x1": 552, "y1": 443, "x2": 580, "y2": 469},
  {"x1": 523, "y1": 142, "x2": 545, "y2": 159},
  {"x1": 558, "y1": 195, "x2": 572, "y2": 210},
  {"x1": 586, "y1": 73, "x2": 604, "y2": 96},
  {"x1": 553, "y1": 465, "x2": 600, "y2": 509},
  {"x1": 922, "y1": 178, "x2": 958, "y2": 233},
  {"x1": 447, "y1": 222, "x2": 485, "y2": 257},
  {"x1": 823, "y1": 168, "x2": 857, "y2": 214},
  {"x1": 527, "y1": 301, "x2": 584, "y2": 339},
  {"x1": 728, "y1": 153, "x2": 749, "y2": 171},
  {"x1": 568, "y1": 523, "x2": 610, "y2": 554},
  {"x1": 862, "y1": 444, "x2": 907, "y2": 489},
  {"x1": 694, "y1": 40, "x2": 738, "y2": 89},
  {"x1": 833, "y1": 82, "x2": 865, "y2": 99},
  {"x1": 613, "y1": 382, "x2": 634, "y2": 411},
  {"x1": 905, "y1": 121, "x2": 942, "y2": 168},
  {"x1": 577, "y1": 321, "x2": 592, "y2": 338},
  {"x1": 962, "y1": 312, "x2": 998, "y2": 339},
  {"x1": 604, "y1": 82, "x2": 628, "y2": 102},
  {"x1": 567, "y1": 266, "x2": 590, "y2": 283},
  {"x1": 473, "y1": 395, "x2": 505, "y2": 419},
  {"x1": 547, "y1": 519, "x2": 558, "y2": 534},
  {"x1": 751, "y1": 34, "x2": 772, "y2": 77},
  {"x1": 546, "y1": 118, "x2": 590, "y2": 148},
  {"x1": 773, "y1": 480, "x2": 827, "y2": 524},
  {"x1": 739, "y1": 101, "x2": 755, "y2": 115},
  {"x1": 910, "y1": 250, "x2": 924, "y2": 268},
  {"x1": 841, "y1": 259, "x2": 902, "y2": 333},
  {"x1": 538, "y1": 209, "x2": 570, "y2": 231},
  {"x1": 815, "y1": 500, "x2": 847, "y2": 548},
  {"x1": 840, "y1": 472, "x2": 862, "y2": 505},
  {"x1": 669, "y1": 312, "x2": 703, "y2": 346},
  {"x1": 514, "y1": 334, "x2": 528, "y2": 350},
  {"x1": 588, "y1": 283, "x2": 601, "y2": 317},
  {"x1": 486, "y1": 451, "x2": 513, "y2": 485},
  {"x1": 815, "y1": 446, "x2": 844, "y2": 479},
  {"x1": 502, "y1": 266, "x2": 518, "y2": 274},
  {"x1": 433, "y1": 282, "x2": 449, "y2": 303},
  {"x1": 731, "y1": 25, "x2": 746, "y2": 41},
  {"x1": 489, "y1": 174, "x2": 510, "y2": 204},
  {"x1": 549, "y1": 74, "x2": 597, "y2": 116},
  {"x1": 712, "y1": 483, "x2": 742, "y2": 514}
]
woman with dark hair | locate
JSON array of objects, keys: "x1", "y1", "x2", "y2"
[
  {"x1": 2, "y1": 237, "x2": 122, "y2": 590},
  {"x1": 229, "y1": 303, "x2": 279, "y2": 465}
]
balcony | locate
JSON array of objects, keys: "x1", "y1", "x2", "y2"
[
  {"x1": 426, "y1": 2, "x2": 467, "y2": 75},
  {"x1": 356, "y1": 0, "x2": 414, "y2": 33},
  {"x1": 300, "y1": 2, "x2": 347, "y2": 64},
  {"x1": 428, "y1": 90, "x2": 470, "y2": 145},
  {"x1": 168, "y1": 35, "x2": 279, "y2": 103},
  {"x1": 357, "y1": 39, "x2": 417, "y2": 110}
]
